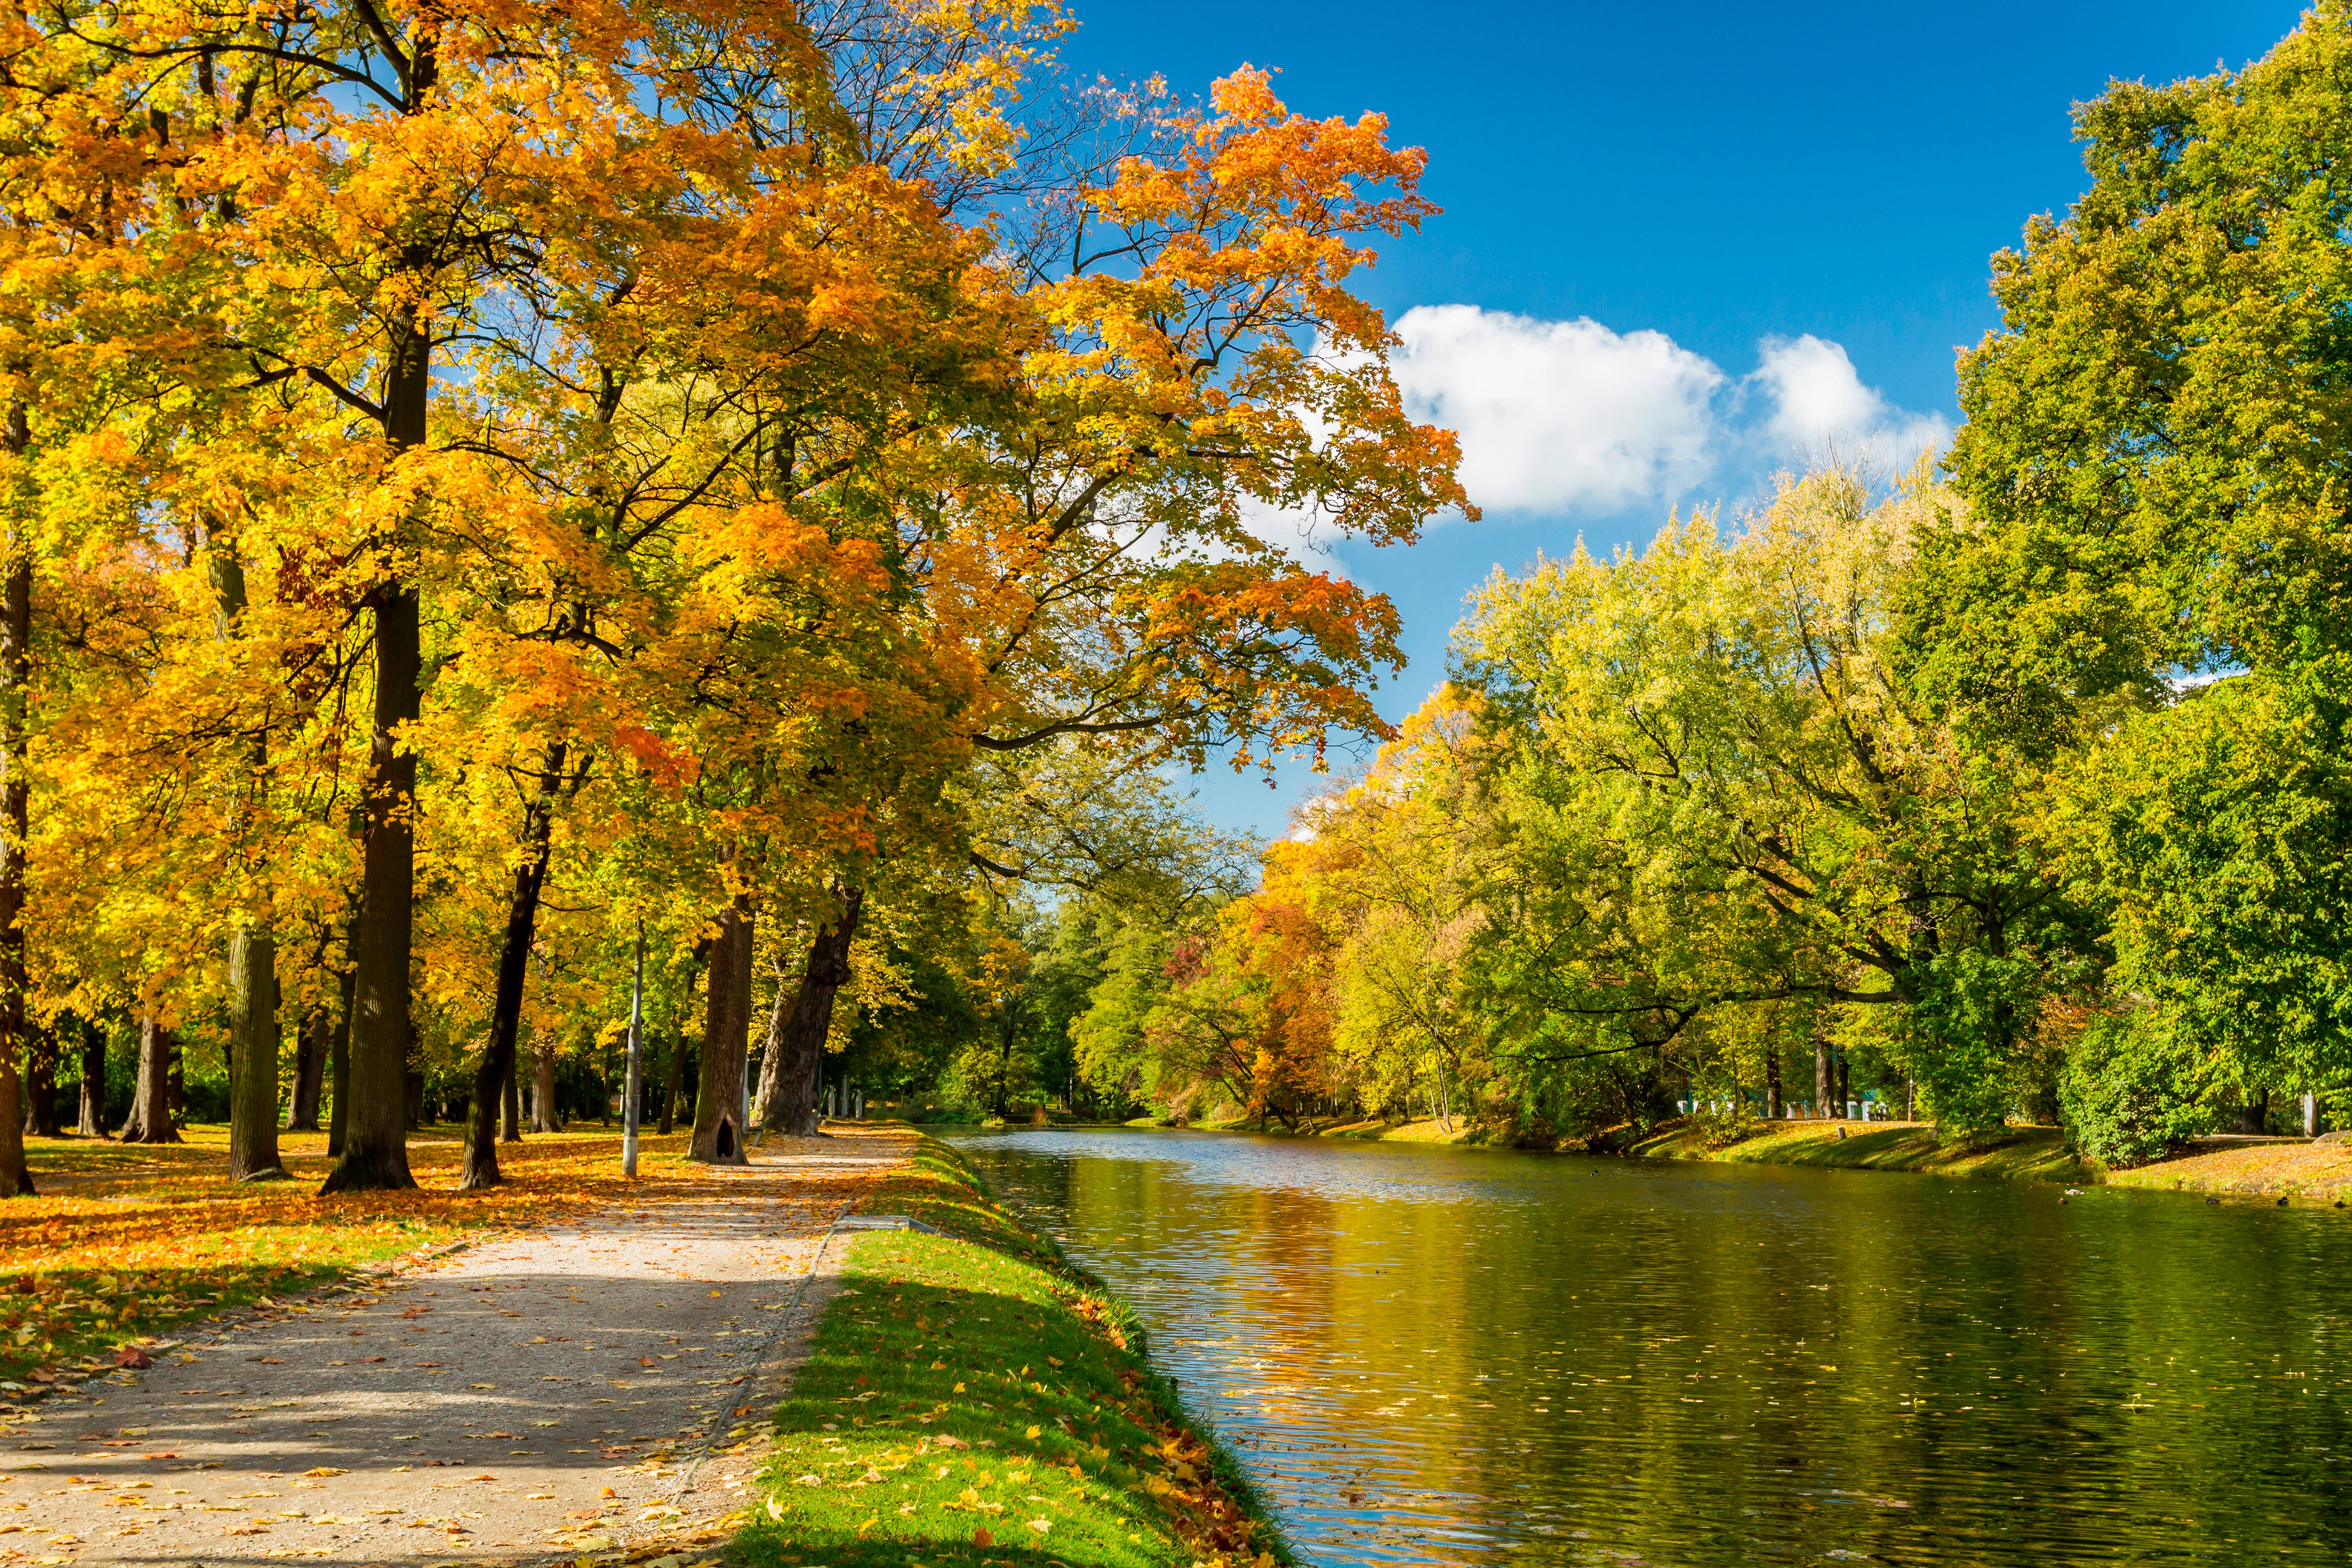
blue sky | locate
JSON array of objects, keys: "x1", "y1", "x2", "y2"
[{"x1": 1056, "y1": 0, "x2": 2306, "y2": 841}]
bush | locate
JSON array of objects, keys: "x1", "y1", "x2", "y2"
[{"x1": 2059, "y1": 1013, "x2": 2214, "y2": 1166}]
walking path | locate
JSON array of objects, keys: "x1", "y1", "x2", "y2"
[{"x1": 3, "y1": 1126, "x2": 914, "y2": 1567}]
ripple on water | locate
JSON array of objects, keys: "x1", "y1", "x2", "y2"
[{"x1": 949, "y1": 1126, "x2": 2352, "y2": 1567}]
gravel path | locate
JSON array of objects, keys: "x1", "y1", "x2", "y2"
[{"x1": 3, "y1": 1126, "x2": 913, "y2": 1567}]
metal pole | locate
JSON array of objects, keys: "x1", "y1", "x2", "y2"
[{"x1": 623, "y1": 919, "x2": 644, "y2": 1177}]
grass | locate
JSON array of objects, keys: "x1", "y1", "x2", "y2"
[
  {"x1": 1627, "y1": 1119, "x2": 2096, "y2": 1183},
  {"x1": 736, "y1": 1137, "x2": 1283, "y2": 1568},
  {"x1": 2105, "y1": 1137, "x2": 2352, "y2": 1201},
  {"x1": 0, "y1": 1121, "x2": 712, "y2": 1396}
]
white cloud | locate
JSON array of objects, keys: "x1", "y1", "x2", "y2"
[
  {"x1": 1750, "y1": 334, "x2": 1950, "y2": 474},
  {"x1": 1386, "y1": 306, "x2": 1948, "y2": 520},
  {"x1": 1391, "y1": 305, "x2": 1723, "y2": 516}
]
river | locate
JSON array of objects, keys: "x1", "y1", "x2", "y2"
[{"x1": 945, "y1": 1127, "x2": 2352, "y2": 1566}]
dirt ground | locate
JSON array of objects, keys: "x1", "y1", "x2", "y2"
[{"x1": 2, "y1": 1126, "x2": 915, "y2": 1567}]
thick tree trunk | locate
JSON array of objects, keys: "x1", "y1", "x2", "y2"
[
  {"x1": 322, "y1": 580, "x2": 421, "y2": 1194},
  {"x1": 326, "y1": 962, "x2": 354, "y2": 1156},
  {"x1": 0, "y1": 538, "x2": 33, "y2": 1195},
  {"x1": 768, "y1": 887, "x2": 862, "y2": 1137},
  {"x1": 226, "y1": 924, "x2": 287, "y2": 1180},
  {"x1": 118, "y1": 1011, "x2": 180, "y2": 1145},
  {"x1": 1813, "y1": 1035, "x2": 1832, "y2": 1118},
  {"x1": 690, "y1": 892, "x2": 755, "y2": 1164},
  {"x1": 286, "y1": 1007, "x2": 327, "y2": 1131},
  {"x1": 461, "y1": 742, "x2": 564, "y2": 1191},
  {"x1": 1765, "y1": 1050, "x2": 1783, "y2": 1119},
  {"x1": 76, "y1": 1024, "x2": 104, "y2": 1137}
]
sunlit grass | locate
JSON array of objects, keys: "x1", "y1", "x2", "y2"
[{"x1": 734, "y1": 1140, "x2": 1285, "y2": 1568}]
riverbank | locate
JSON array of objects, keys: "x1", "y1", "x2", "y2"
[
  {"x1": 1629, "y1": 1120, "x2": 2094, "y2": 1183},
  {"x1": 737, "y1": 1134, "x2": 1289, "y2": 1568},
  {"x1": 1630, "y1": 1119, "x2": 2352, "y2": 1201}
]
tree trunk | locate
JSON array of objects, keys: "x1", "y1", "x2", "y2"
[
  {"x1": 321, "y1": 577, "x2": 422, "y2": 1193},
  {"x1": 75, "y1": 1022, "x2": 103, "y2": 1137},
  {"x1": 690, "y1": 891, "x2": 755, "y2": 1163},
  {"x1": 286, "y1": 1006, "x2": 327, "y2": 1131},
  {"x1": 226, "y1": 924, "x2": 287, "y2": 1180},
  {"x1": 500, "y1": 1049, "x2": 521, "y2": 1141},
  {"x1": 1835, "y1": 1053, "x2": 1850, "y2": 1119},
  {"x1": 0, "y1": 532, "x2": 33, "y2": 1194},
  {"x1": 326, "y1": 960, "x2": 354, "y2": 1156},
  {"x1": 1765, "y1": 1050, "x2": 1783, "y2": 1119},
  {"x1": 768, "y1": 886, "x2": 862, "y2": 1137},
  {"x1": 2234, "y1": 1088, "x2": 2270, "y2": 1136},
  {"x1": 750, "y1": 946, "x2": 792, "y2": 1128},
  {"x1": 661, "y1": 938, "x2": 710, "y2": 1136},
  {"x1": 21, "y1": 1028, "x2": 57, "y2": 1138},
  {"x1": 529, "y1": 1028, "x2": 560, "y2": 1132},
  {"x1": 461, "y1": 742, "x2": 565, "y2": 1190},
  {"x1": 119, "y1": 1010, "x2": 180, "y2": 1145},
  {"x1": 1813, "y1": 1034, "x2": 1831, "y2": 1119}
]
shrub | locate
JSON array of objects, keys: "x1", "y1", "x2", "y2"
[{"x1": 2059, "y1": 1012, "x2": 2214, "y2": 1166}]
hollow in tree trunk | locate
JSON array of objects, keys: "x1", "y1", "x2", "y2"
[
  {"x1": 226, "y1": 924, "x2": 287, "y2": 1180},
  {"x1": 461, "y1": 741, "x2": 565, "y2": 1191},
  {"x1": 767, "y1": 886, "x2": 862, "y2": 1137},
  {"x1": 326, "y1": 961, "x2": 354, "y2": 1156},
  {"x1": 691, "y1": 892, "x2": 755, "y2": 1164},
  {"x1": 119, "y1": 1010, "x2": 179, "y2": 1145},
  {"x1": 321, "y1": 578, "x2": 421, "y2": 1194},
  {"x1": 286, "y1": 1006, "x2": 327, "y2": 1132},
  {"x1": 76, "y1": 1022, "x2": 103, "y2": 1137},
  {"x1": 0, "y1": 528, "x2": 33, "y2": 1196}
]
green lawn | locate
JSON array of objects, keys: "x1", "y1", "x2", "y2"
[
  {"x1": 736, "y1": 1139, "x2": 1283, "y2": 1568},
  {"x1": 1629, "y1": 1120, "x2": 2095, "y2": 1183}
]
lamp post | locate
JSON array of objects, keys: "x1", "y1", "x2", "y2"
[{"x1": 622, "y1": 919, "x2": 644, "y2": 1177}]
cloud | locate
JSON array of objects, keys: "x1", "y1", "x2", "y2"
[
  {"x1": 1386, "y1": 306, "x2": 1948, "y2": 521},
  {"x1": 1391, "y1": 305, "x2": 1724, "y2": 516},
  {"x1": 1750, "y1": 334, "x2": 1950, "y2": 474}
]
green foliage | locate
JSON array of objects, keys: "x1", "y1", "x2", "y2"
[{"x1": 2058, "y1": 1013, "x2": 2215, "y2": 1167}]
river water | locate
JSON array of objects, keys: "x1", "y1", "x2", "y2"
[{"x1": 945, "y1": 1127, "x2": 2352, "y2": 1567}]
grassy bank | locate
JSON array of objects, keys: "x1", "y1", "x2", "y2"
[
  {"x1": 740, "y1": 1135, "x2": 1284, "y2": 1568},
  {"x1": 1628, "y1": 1119, "x2": 2095, "y2": 1183},
  {"x1": 0, "y1": 1123, "x2": 708, "y2": 1396},
  {"x1": 1630, "y1": 1118, "x2": 2352, "y2": 1201}
]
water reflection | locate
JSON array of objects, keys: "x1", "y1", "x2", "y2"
[{"x1": 947, "y1": 1128, "x2": 2352, "y2": 1566}]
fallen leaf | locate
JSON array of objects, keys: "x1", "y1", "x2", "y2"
[{"x1": 973, "y1": 1527, "x2": 994, "y2": 1547}]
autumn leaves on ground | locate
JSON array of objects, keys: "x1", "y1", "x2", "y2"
[{"x1": 0, "y1": 1126, "x2": 715, "y2": 1390}]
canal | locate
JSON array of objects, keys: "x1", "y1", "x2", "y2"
[{"x1": 947, "y1": 1127, "x2": 2352, "y2": 1566}]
